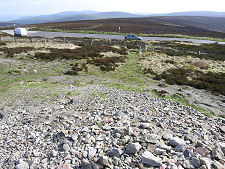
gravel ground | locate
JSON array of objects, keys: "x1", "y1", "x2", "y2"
[
  {"x1": 2, "y1": 30, "x2": 225, "y2": 44},
  {"x1": 0, "y1": 84, "x2": 224, "y2": 169}
]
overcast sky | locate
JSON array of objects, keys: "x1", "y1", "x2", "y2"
[{"x1": 1, "y1": 0, "x2": 225, "y2": 16}]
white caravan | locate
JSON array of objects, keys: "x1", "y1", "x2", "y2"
[{"x1": 14, "y1": 28, "x2": 27, "y2": 36}]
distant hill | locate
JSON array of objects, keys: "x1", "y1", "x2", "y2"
[
  {"x1": 151, "y1": 16, "x2": 225, "y2": 33},
  {"x1": 9, "y1": 11, "x2": 143, "y2": 24},
  {"x1": 32, "y1": 17, "x2": 225, "y2": 39},
  {"x1": 0, "y1": 22, "x2": 16, "y2": 28},
  {"x1": 165, "y1": 11, "x2": 225, "y2": 17}
]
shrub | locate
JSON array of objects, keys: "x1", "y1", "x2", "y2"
[
  {"x1": 65, "y1": 63, "x2": 88, "y2": 75},
  {"x1": 0, "y1": 42, "x2": 6, "y2": 46},
  {"x1": 34, "y1": 45, "x2": 128, "y2": 61},
  {"x1": 154, "y1": 67, "x2": 225, "y2": 95},
  {"x1": 0, "y1": 47, "x2": 34, "y2": 58},
  {"x1": 88, "y1": 56, "x2": 126, "y2": 71},
  {"x1": 152, "y1": 41, "x2": 225, "y2": 61},
  {"x1": 152, "y1": 89, "x2": 168, "y2": 97}
]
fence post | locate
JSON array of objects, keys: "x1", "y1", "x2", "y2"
[{"x1": 139, "y1": 45, "x2": 142, "y2": 53}]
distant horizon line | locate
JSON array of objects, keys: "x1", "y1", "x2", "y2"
[{"x1": 1, "y1": 10, "x2": 225, "y2": 17}]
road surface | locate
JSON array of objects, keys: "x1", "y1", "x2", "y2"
[{"x1": 1, "y1": 30, "x2": 225, "y2": 44}]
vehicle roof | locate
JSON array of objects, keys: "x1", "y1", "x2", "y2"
[{"x1": 15, "y1": 28, "x2": 26, "y2": 30}]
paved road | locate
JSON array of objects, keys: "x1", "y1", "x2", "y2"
[{"x1": 2, "y1": 30, "x2": 225, "y2": 44}]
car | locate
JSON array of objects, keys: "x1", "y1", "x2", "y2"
[{"x1": 125, "y1": 34, "x2": 143, "y2": 40}]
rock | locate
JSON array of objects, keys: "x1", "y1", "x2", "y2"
[
  {"x1": 57, "y1": 163, "x2": 71, "y2": 169},
  {"x1": 81, "y1": 160, "x2": 98, "y2": 169},
  {"x1": 0, "y1": 113, "x2": 3, "y2": 120},
  {"x1": 191, "y1": 157, "x2": 201, "y2": 168},
  {"x1": 212, "y1": 145, "x2": 224, "y2": 160},
  {"x1": 71, "y1": 134, "x2": 78, "y2": 141},
  {"x1": 218, "y1": 142, "x2": 225, "y2": 154},
  {"x1": 16, "y1": 159, "x2": 29, "y2": 169},
  {"x1": 199, "y1": 165, "x2": 207, "y2": 169},
  {"x1": 140, "y1": 123, "x2": 150, "y2": 129},
  {"x1": 211, "y1": 161, "x2": 224, "y2": 169},
  {"x1": 88, "y1": 147, "x2": 97, "y2": 159},
  {"x1": 108, "y1": 148, "x2": 123, "y2": 157},
  {"x1": 155, "y1": 148, "x2": 166, "y2": 155},
  {"x1": 162, "y1": 133, "x2": 173, "y2": 140},
  {"x1": 50, "y1": 150, "x2": 58, "y2": 157},
  {"x1": 82, "y1": 151, "x2": 88, "y2": 158},
  {"x1": 126, "y1": 142, "x2": 142, "y2": 154},
  {"x1": 104, "y1": 117, "x2": 113, "y2": 124},
  {"x1": 184, "y1": 149, "x2": 193, "y2": 158},
  {"x1": 195, "y1": 147, "x2": 211, "y2": 157},
  {"x1": 141, "y1": 151, "x2": 162, "y2": 167},
  {"x1": 182, "y1": 160, "x2": 195, "y2": 169},
  {"x1": 159, "y1": 144, "x2": 172, "y2": 152},
  {"x1": 62, "y1": 143, "x2": 70, "y2": 152},
  {"x1": 174, "y1": 144, "x2": 187, "y2": 152},
  {"x1": 169, "y1": 137, "x2": 186, "y2": 147},
  {"x1": 219, "y1": 126, "x2": 225, "y2": 133},
  {"x1": 99, "y1": 156, "x2": 109, "y2": 166},
  {"x1": 200, "y1": 158, "x2": 212, "y2": 169}
]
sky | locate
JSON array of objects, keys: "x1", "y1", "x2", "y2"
[{"x1": 0, "y1": 0, "x2": 225, "y2": 16}]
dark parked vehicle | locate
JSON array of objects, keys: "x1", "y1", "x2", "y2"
[{"x1": 125, "y1": 34, "x2": 143, "y2": 40}]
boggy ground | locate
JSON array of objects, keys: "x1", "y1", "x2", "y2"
[{"x1": 0, "y1": 38, "x2": 224, "y2": 169}]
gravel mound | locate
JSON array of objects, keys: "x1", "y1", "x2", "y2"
[{"x1": 0, "y1": 85, "x2": 224, "y2": 168}]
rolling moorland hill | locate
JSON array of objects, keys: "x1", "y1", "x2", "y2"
[
  {"x1": 6, "y1": 10, "x2": 225, "y2": 25},
  {"x1": 160, "y1": 11, "x2": 225, "y2": 17},
  {"x1": 0, "y1": 23, "x2": 15, "y2": 28},
  {"x1": 31, "y1": 17, "x2": 225, "y2": 38},
  {"x1": 151, "y1": 16, "x2": 225, "y2": 33},
  {"x1": 8, "y1": 11, "x2": 143, "y2": 25}
]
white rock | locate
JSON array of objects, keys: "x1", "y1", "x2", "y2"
[
  {"x1": 141, "y1": 151, "x2": 162, "y2": 167},
  {"x1": 154, "y1": 148, "x2": 166, "y2": 155},
  {"x1": 140, "y1": 123, "x2": 150, "y2": 129},
  {"x1": 50, "y1": 150, "x2": 57, "y2": 157},
  {"x1": 100, "y1": 156, "x2": 109, "y2": 166},
  {"x1": 200, "y1": 158, "x2": 211, "y2": 169},
  {"x1": 16, "y1": 160, "x2": 29, "y2": 169},
  {"x1": 88, "y1": 147, "x2": 97, "y2": 159},
  {"x1": 169, "y1": 137, "x2": 186, "y2": 147}
]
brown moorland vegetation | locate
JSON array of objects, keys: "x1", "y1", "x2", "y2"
[
  {"x1": 153, "y1": 68, "x2": 225, "y2": 96},
  {"x1": 151, "y1": 41, "x2": 225, "y2": 61},
  {"x1": 31, "y1": 17, "x2": 225, "y2": 38}
]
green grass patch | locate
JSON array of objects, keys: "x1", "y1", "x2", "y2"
[
  {"x1": 65, "y1": 91, "x2": 80, "y2": 98},
  {"x1": 91, "y1": 92, "x2": 106, "y2": 98},
  {"x1": 203, "y1": 111, "x2": 216, "y2": 118}
]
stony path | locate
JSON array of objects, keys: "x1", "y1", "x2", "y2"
[
  {"x1": 0, "y1": 84, "x2": 224, "y2": 169},
  {"x1": 2, "y1": 30, "x2": 225, "y2": 44}
]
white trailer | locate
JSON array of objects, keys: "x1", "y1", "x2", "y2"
[{"x1": 14, "y1": 28, "x2": 27, "y2": 36}]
